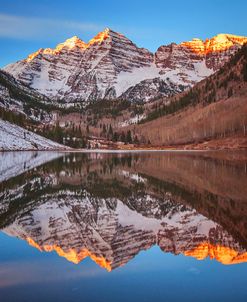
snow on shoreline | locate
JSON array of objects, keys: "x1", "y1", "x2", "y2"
[{"x1": 0, "y1": 119, "x2": 66, "y2": 151}]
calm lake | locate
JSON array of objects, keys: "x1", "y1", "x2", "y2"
[{"x1": 0, "y1": 151, "x2": 247, "y2": 302}]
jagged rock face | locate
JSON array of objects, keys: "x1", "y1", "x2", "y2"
[
  {"x1": 4, "y1": 29, "x2": 153, "y2": 103},
  {"x1": 155, "y1": 43, "x2": 201, "y2": 71},
  {"x1": 155, "y1": 34, "x2": 247, "y2": 74},
  {"x1": 119, "y1": 77, "x2": 186, "y2": 102},
  {"x1": 4, "y1": 31, "x2": 247, "y2": 104}
]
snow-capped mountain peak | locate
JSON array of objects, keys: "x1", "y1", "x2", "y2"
[
  {"x1": 4, "y1": 31, "x2": 247, "y2": 104},
  {"x1": 25, "y1": 36, "x2": 87, "y2": 63},
  {"x1": 180, "y1": 33, "x2": 247, "y2": 55},
  {"x1": 88, "y1": 27, "x2": 113, "y2": 45},
  {"x1": 56, "y1": 35, "x2": 87, "y2": 50}
]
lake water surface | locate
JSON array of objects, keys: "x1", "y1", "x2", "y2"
[{"x1": 0, "y1": 151, "x2": 247, "y2": 302}]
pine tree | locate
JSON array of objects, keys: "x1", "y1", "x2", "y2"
[
  {"x1": 126, "y1": 130, "x2": 132, "y2": 143},
  {"x1": 134, "y1": 135, "x2": 139, "y2": 144},
  {"x1": 120, "y1": 132, "x2": 126, "y2": 143},
  {"x1": 108, "y1": 124, "x2": 113, "y2": 136},
  {"x1": 113, "y1": 132, "x2": 119, "y2": 142}
]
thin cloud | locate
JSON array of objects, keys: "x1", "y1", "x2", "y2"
[
  {"x1": 0, "y1": 13, "x2": 103, "y2": 41},
  {"x1": 0, "y1": 259, "x2": 104, "y2": 288},
  {"x1": 0, "y1": 13, "x2": 179, "y2": 53}
]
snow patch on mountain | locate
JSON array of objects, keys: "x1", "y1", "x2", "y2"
[{"x1": 115, "y1": 65, "x2": 160, "y2": 96}]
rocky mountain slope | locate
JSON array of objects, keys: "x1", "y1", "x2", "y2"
[
  {"x1": 0, "y1": 69, "x2": 80, "y2": 150},
  {"x1": 131, "y1": 43, "x2": 247, "y2": 148},
  {"x1": 0, "y1": 119, "x2": 66, "y2": 150},
  {"x1": 4, "y1": 30, "x2": 247, "y2": 104},
  {"x1": 0, "y1": 69, "x2": 56, "y2": 122}
]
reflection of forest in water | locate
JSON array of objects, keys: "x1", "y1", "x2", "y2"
[{"x1": 0, "y1": 151, "x2": 247, "y2": 269}]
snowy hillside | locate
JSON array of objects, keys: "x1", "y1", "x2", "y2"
[{"x1": 0, "y1": 119, "x2": 67, "y2": 151}]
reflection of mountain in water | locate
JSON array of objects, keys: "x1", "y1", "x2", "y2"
[{"x1": 1, "y1": 152, "x2": 247, "y2": 270}]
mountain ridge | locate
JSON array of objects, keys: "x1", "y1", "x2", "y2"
[
  {"x1": 10, "y1": 30, "x2": 247, "y2": 63},
  {"x1": 4, "y1": 30, "x2": 247, "y2": 104}
]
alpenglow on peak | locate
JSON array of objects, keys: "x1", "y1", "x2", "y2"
[{"x1": 4, "y1": 31, "x2": 247, "y2": 103}]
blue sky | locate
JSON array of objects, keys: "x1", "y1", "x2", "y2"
[{"x1": 0, "y1": 0, "x2": 247, "y2": 67}]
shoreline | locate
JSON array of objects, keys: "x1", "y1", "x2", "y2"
[{"x1": 1, "y1": 147, "x2": 246, "y2": 153}]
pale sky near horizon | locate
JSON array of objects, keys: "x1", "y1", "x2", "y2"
[{"x1": 0, "y1": 0, "x2": 246, "y2": 67}]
